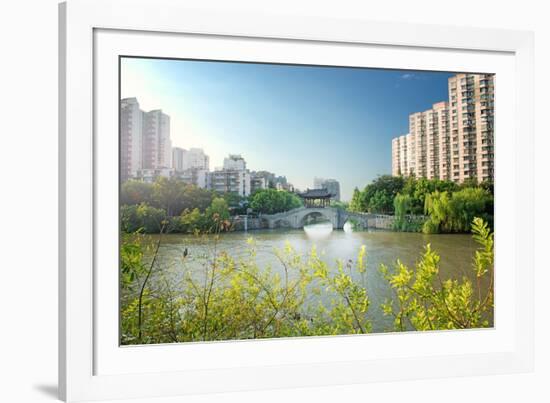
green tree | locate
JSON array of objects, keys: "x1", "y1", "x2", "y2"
[
  {"x1": 393, "y1": 193, "x2": 424, "y2": 231},
  {"x1": 401, "y1": 177, "x2": 458, "y2": 214},
  {"x1": 423, "y1": 188, "x2": 493, "y2": 233},
  {"x1": 180, "y1": 185, "x2": 215, "y2": 212},
  {"x1": 250, "y1": 189, "x2": 302, "y2": 214},
  {"x1": 479, "y1": 180, "x2": 494, "y2": 196},
  {"x1": 203, "y1": 197, "x2": 232, "y2": 233},
  {"x1": 330, "y1": 200, "x2": 350, "y2": 210},
  {"x1": 349, "y1": 187, "x2": 366, "y2": 212},
  {"x1": 176, "y1": 208, "x2": 205, "y2": 233},
  {"x1": 368, "y1": 190, "x2": 393, "y2": 214},
  {"x1": 460, "y1": 177, "x2": 479, "y2": 189},
  {"x1": 152, "y1": 177, "x2": 186, "y2": 216},
  {"x1": 221, "y1": 192, "x2": 247, "y2": 215},
  {"x1": 121, "y1": 180, "x2": 154, "y2": 205},
  {"x1": 349, "y1": 175, "x2": 405, "y2": 214},
  {"x1": 121, "y1": 203, "x2": 167, "y2": 233},
  {"x1": 150, "y1": 177, "x2": 215, "y2": 216}
]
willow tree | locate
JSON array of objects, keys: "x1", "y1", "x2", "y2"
[{"x1": 423, "y1": 188, "x2": 492, "y2": 233}]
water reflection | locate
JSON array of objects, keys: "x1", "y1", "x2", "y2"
[
  {"x1": 343, "y1": 221, "x2": 354, "y2": 233},
  {"x1": 303, "y1": 221, "x2": 333, "y2": 239}
]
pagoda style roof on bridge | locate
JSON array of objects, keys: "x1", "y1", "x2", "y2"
[{"x1": 297, "y1": 188, "x2": 333, "y2": 199}]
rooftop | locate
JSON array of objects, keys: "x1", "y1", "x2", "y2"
[{"x1": 298, "y1": 188, "x2": 333, "y2": 198}]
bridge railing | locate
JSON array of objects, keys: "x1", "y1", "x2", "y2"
[{"x1": 258, "y1": 206, "x2": 309, "y2": 219}]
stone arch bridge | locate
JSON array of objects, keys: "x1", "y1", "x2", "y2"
[{"x1": 259, "y1": 207, "x2": 391, "y2": 230}]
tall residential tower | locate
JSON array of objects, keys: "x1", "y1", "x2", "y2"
[
  {"x1": 142, "y1": 109, "x2": 171, "y2": 170},
  {"x1": 120, "y1": 98, "x2": 173, "y2": 182},
  {"x1": 120, "y1": 98, "x2": 143, "y2": 182},
  {"x1": 448, "y1": 74, "x2": 495, "y2": 182},
  {"x1": 391, "y1": 73, "x2": 494, "y2": 183}
]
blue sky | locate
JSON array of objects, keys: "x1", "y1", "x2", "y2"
[{"x1": 121, "y1": 57, "x2": 453, "y2": 201}]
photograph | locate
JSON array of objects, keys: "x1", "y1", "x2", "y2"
[
  {"x1": 2, "y1": 0, "x2": 543, "y2": 401},
  {"x1": 119, "y1": 57, "x2": 495, "y2": 345}
]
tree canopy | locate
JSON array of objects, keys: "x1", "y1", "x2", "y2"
[
  {"x1": 423, "y1": 187, "x2": 493, "y2": 233},
  {"x1": 121, "y1": 177, "x2": 216, "y2": 216},
  {"x1": 349, "y1": 175, "x2": 405, "y2": 214},
  {"x1": 249, "y1": 189, "x2": 302, "y2": 214}
]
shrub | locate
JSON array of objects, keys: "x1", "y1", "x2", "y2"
[
  {"x1": 121, "y1": 203, "x2": 167, "y2": 233},
  {"x1": 381, "y1": 217, "x2": 494, "y2": 330}
]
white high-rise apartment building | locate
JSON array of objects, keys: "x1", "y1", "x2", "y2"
[
  {"x1": 172, "y1": 147, "x2": 185, "y2": 171},
  {"x1": 409, "y1": 111, "x2": 427, "y2": 178},
  {"x1": 209, "y1": 154, "x2": 251, "y2": 196},
  {"x1": 436, "y1": 102, "x2": 452, "y2": 180},
  {"x1": 120, "y1": 98, "x2": 143, "y2": 182},
  {"x1": 173, "y1": 147, "x2": 209, "y2": 172},
  {"x1": 427, "y1": 101, "x2": 449, "y2": 180},
  {"x1": 172, "y1": 147, "x2": 210, "y2": 189},
  {"x1": 391, "y1": 73, "x2": 494, "y2": 183},
  {"x1": 174, "y1": 168, "x2": 210, "y2": 189},
  {"x1": 391, "y1": 134, "x2": 410, "y2": 176},
  {"x1": 120, "y1": 98, "x2": 174, "y2": 182},
  {"x1": 448, "y1": 74, "x2": 495, "y2": 182},
  {"x1": 210, "y1": 169, "x2": 251, "y2": 197},
  {"x1": 183, "y1": 148, "x2": 210, "y2": 171},
  {"x1": 142, "y1": 109, "x2": 171, "y2": 170}
]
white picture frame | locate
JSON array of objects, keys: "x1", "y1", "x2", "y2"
[{"x1": 59, "y1": 0, "x2": 534, "y2": 401}]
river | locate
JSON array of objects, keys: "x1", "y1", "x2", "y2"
[{"x1": 150, "y1": 223, "x2": 490, "y2": 333}]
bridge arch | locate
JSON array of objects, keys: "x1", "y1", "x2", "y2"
[
  {"x1": 300, "y1": 210, "x2": 334, "y2": 228},
  {"x1": 273, "y1": 218, "x2": 291, "y2": 229}
]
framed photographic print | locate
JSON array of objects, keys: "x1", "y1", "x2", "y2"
[{"x1": 59, "y1": 0, "x2": 534, "y2": 401}]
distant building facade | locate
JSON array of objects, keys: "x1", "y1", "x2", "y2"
[
  {"x1": 210, "y1": 169, "x2": 251, "y2": 197},
  {"x1": 142, "y1": 110, "x2": 171, "y2": 170},
  {"x1": 251, "y1": 176, "x2": 267, "y2": 193},
  {"x1": 208, "y1": 154, "x2": 251, "y2": 197},
  {"x1": 313, "y1": 177, "x2": 341, "y2": 201},
  {"x1": 276, "y1": 182, "x2": 294, "y2": 192},
  {"x1": 448, "y1": 74, "x2": 495, "y2": 182},
  {"x1": 251, "y1": 170, "x2": 289, "y2": 190},
  {"x1": 223, "y1": 154, "x2": 247, "y2": 171},
  {"x1": 391, "y1": 73, "x2": 494, "y2": 183},
  {"x1": 172, "y1": 147, "x2": 185, "y2": 171},
  {"x1": 391, "y1": 134, "x2": 410, "y2": 176},
  {"x1": 180, "y1": 148, "x2": 209, "y2": 171},
  {"x1": 120, "y1": 99, "x2": 301, "y2": 195},
  {"x1": 172, "y1": 147, "x2": 210, "y2": 188},
  {"x1": 134, "y1": 168, "x2": 174, "y2": 184},
  {"x1": 120, "y1": 97, "x2": 173, "y2": 182},
  {"x1": 173, "y1": 168, "x2": 209, "y2": 189},
  {"x1": 120, "y1": 98, "x2": 143, "y2": 182}
]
